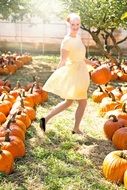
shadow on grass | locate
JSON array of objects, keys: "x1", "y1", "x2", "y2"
[{"x1": 1, "y1": 59, "x2": 54, "y2": 88}]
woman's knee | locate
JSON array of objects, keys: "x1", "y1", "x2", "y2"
[
  {"x1": 65, "y1": 99, "x2": 73, "y2": 106},
  {"x1": 77, "y1": 99, "x2": 87, "y2": 106}
]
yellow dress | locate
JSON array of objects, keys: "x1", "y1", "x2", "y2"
[{"x1": 43, "y1": 35, "x2": 90, "y2": 100}]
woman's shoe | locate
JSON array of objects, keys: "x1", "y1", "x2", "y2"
[
  {"x1": 40, "y1": 117, "x2": 46, "y2": 132},
  {"x1": 72, "y1": 130, "x2": 83, "y2": 135}
]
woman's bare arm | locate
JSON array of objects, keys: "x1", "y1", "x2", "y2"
[{"x1": 57, "y1": 49, "x2": 69, "y2": 69}]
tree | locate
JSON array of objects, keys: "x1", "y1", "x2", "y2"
[
  {"x1": 0, "y1": 0, "x2": 31, "y2": 21},
  {"x1": 60, "y1": 0, "x2": 127, "y2": 64}
]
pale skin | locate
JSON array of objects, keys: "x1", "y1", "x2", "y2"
[{"x1": 44, "y1": 16, "x2": 96, "y2": 135}]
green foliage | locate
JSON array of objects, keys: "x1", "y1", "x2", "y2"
[
  {"x1": 61, "y1": 0, "x2": 127, "y2": 30},
  {"x1": 0, "y1": 0, "x2": 32, "y2": 20},
  {"x1": 60, "y1": 0, "x2": 127, "y2": 62},
  {"x1": 121, "y1": 12, "x2": 127, "y2": 20}
]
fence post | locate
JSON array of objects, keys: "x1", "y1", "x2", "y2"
[
  {"x1": 20, "y1": 21, "x2": 23, "y2": 54},
  {"x1": 42, "y1": 20, "x2": 45, "y2": 55}
]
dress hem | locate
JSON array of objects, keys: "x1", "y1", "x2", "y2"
[{"x1": 43, "y1": 89, "x2": 87, "y2": 100}]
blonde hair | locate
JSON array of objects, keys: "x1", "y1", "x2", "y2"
[{"x1": 66, "y1": 13, "x2": 80, "y2": 23}]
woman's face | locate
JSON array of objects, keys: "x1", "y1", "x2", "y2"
[{"x1": 69, "y1": 18, "x2": 81, "y2": 34}]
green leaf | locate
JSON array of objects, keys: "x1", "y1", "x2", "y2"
[{"x1": 121, "y1": 12, "x2": 127, "y2": 20}]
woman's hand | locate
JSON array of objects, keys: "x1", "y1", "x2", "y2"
[
  {"x1": 91, "y1": 60, "x2": 99, "y2": 68},
  {"x1": 85, "y1": 58, "x2": 100, "y2": 68}
]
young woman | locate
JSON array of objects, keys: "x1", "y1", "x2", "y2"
[{"x1": 40, "y1": 13, "x2": 96, "y2": 135}]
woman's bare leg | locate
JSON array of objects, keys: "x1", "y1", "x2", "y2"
[
  {"x1": 73, "y1": 99, "x2": 87, "y2": 134},
  {"x1": 45, "y1": 99, "x2": 73, "y2": 123}
]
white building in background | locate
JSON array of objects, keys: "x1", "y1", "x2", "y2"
[{"x1": 0, "y1": 20, "x2": 126, "y2": 55}]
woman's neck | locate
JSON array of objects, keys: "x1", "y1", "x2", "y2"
[{"x1": 68, "y1": 33, "x2": 77, "y2": 38}]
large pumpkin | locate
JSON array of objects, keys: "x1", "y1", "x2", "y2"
[
  {"x1": 90, "y1": 65, "x2": 111, "y2": 85},
  {"x1": 103, "y1": 150, "x2": 127, "y2": 183}
]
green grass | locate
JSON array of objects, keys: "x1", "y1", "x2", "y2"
[{"x1": 0, "y1": 55, "x2": 126, "y2": 190}]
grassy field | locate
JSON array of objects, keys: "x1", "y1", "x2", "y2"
[{"x1": 0, "y1": 55, "x2": 126, "y2": 190}]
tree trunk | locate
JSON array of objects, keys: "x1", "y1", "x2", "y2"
[
  {"x1": 109, "y1": 32, "x2": 123, "y2": 64},
  {"x1": 90, "y1": 32, "x2": 118, "y2": 64}
]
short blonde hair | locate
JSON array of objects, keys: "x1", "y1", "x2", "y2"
[{"x1": 66, "y1": 13, "x2": 80, "y2": 23}]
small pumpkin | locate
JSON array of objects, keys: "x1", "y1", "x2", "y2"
[
  {"x1": 103, "y1": 115, "x2": 124, "y2": 140},
  {"x1": 112, "y1": 127, "x2": 127, "y2": 150},
  {"x1": 99, "y1": 92, "x2": 121, "y2": 117},
  {"x1": 92, "y1": 86, "x2": 108, "y2": 103},
  {"x1": 0, "y1": 146, "x2": 14, "y2": 174}
]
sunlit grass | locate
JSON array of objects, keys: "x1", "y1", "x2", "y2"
[{"x1": 0, "y1": 55, "x2": 126, "y2": 190}]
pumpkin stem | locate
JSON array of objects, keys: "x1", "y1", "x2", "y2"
[
  {"x1": 11, "y1": 113, "x2": 17, "y2": 122},
  {"x1": 32, "y1": 76, "x2": 37, "y2": 82},
  {"x1": 105, "y1": 83, "x2": 108, "y2": 87},
  {"x1": 4, "y1": 80, "x2": 9, "y2": 86},
  {"x1": 120, "y1": 151, "x2": 127, "y2": 159},
  {"x1": 98, "y1": 85, "x2": 103, "y2": 92},
  {"x1": 6, "y1": 119, "x2": 12, "y2": 129},
  {"x1": 105, "y1": 89, "x2": 109, "y2": 94},
  {"x1": 109, "y1": 115, "x2": 118, "y2": 122},
  {"x1": 16, "y1": 81, "x2": 21, "y2": 89},
  {"x1": 89, "y1": 71, "x2": 92, "y2": 78},
  {"x1": 0, "y1": 144, "x2": 2, "y2": 154},
  {"x1": 3, "y1": 75, "x2": 10, "y2": 82},
  {"x1": 122, "y1": 103, "x2": 127, "y2": 113},
  {"x1": 35, "y1": 81, "x2": 40, "y2": 89},
  {"x1": 117, "y1": 86, "x2": 123, "y2": 93},
  {"x1": 6, "y1": 113, "x2": 17, "y2": 129},
  {"x1": 5, "y1": 131, "x2": 11, "y2": 142},
  {"x1": 108, "y1": 92, "x2": 116, "y2": 101},
  {"x1": 22, "y1": 90, "x2": 26, "y2": 97},
  {"x1": 29, "y1": 83, "x2": 35, "y2": 94},
  {"x1": 1, "y1": 94, "x2": 5, "y2": 101},
  {"x1": 20, "y1": 97, "x2": 25, "y2": 108}
]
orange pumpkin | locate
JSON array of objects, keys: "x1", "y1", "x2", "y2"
[
  {"x1": 103, "y1": 115, "x2": 124, "y2": 140},
  {"x1": 124, "y1": 170, "x2": 127, "y2": 189},
  {"x1": 0, "y1": 112, "x2": 6, "y2": 124},
  {"x1": 99, "y1": 92, "x2": 121, "y2": 117},
  {"x1": 92, "y1": 86, "x2": 108, "y2": 103},
  {"x1": 90, "y1": 65, "x2": 111, "y2": 85},
  {"x1": 0, "y1": 147, "x2": 14, "y2": 174},
  {"x1": 15, "y1": 111, "x2": 31, "y2": 129},
  {"x1": 0, "y1": 132, "x2": 25, "y2": 159},
  {"x1": 0, "y1": 119, "x2": 25, "y2": 142},
  {"x1": 103, "y1": 150, "x2": 127, "y2": 183},
  {"x1": 112, "y1": 128, "x2": 127, "y2": 150}
]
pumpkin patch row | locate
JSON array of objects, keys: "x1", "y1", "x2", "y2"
[
  {"x1": 92, "y1": 83, "x2": 127, "y2": 148},
  {"x1": 91, "y1": 81, "x2": 127, "y2": 188},
  {"x1": 90, "y1": 60, "x2": 127, "y2": 84},
  {"x1": 0, "y1": 53, "x2": 32, "y2": 75},
  {"x1": 0, "y1": 79, "x2": 48, "y2": 174}
]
